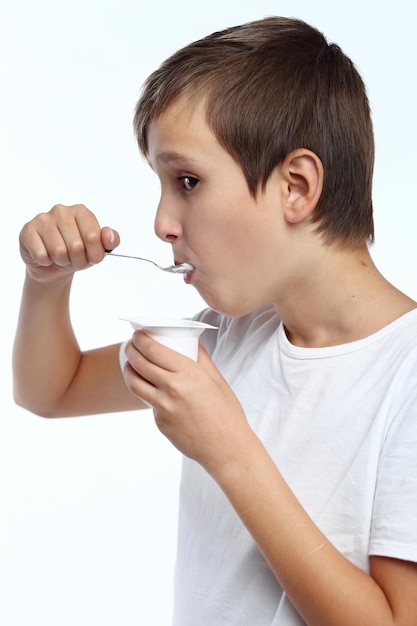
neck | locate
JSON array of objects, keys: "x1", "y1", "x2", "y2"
[{"x1": 274, "y1": 245, "x2": 416, "y2": 348}]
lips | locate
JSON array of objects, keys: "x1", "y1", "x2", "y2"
[{"x1": 183, "y1": 267, "x2": 195, "y2": 284}]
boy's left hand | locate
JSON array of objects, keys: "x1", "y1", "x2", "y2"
[{"x1": 123, "y1": 330, "x2": 253, "y2": 475}]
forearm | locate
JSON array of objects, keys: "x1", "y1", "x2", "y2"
[
  {"x1": 212, "y1": 433, "x2": 395, "y2": 626},
  {"x1": 12, "y1": 272, "x2": 83, "y2": 415}
]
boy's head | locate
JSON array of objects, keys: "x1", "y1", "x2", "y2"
[{"x1": 134, "y1": 16, "x2": 374, "y2": 247}]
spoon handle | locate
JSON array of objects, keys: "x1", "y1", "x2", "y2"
[{"x1": 104, "y1": 251, "x2": 159, "y2": 268}]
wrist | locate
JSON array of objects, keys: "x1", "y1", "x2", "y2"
[
  {"x1": 206, "y1": 425, "x2": 267, "y2": 491},
  {"x1": 24, "y1": 267, "x2": 74, "y2": 291}
]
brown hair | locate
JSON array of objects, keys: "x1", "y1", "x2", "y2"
[{"x1": 133, "y1": 17, "x2": 374, "y2": 246}]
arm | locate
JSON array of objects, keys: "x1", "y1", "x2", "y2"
[
  {"x1": 123, "y1": 331, "x2": 417, "y2": 626},
  {"x1": 13, "y1": 204, "x2": 145, "y2": 417},
  {"x1": 214, "y1": 433, "x2": 417, "y2": 626}
]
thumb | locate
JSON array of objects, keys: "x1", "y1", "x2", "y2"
[{"x1": 101, "y1": 226, "x2": 120, "y2": 252}]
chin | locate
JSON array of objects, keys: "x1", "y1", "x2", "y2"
[
  {"x1": 194, "y1": 273, "x2": 266, "y2": 317},
  {"x1": 198, "y1": 289, "x2": 259, "y2": 319}
]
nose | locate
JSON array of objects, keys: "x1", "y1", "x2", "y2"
[{"x1": 154, "y1": 197, "x2": 183, "y2": 243}]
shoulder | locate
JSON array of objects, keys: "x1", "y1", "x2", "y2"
[{"x1": 380, "y1": 309, "x2": 417, "y2": 368}]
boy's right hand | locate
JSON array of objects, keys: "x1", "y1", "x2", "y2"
[{"x1": 19, "y1": 204, "x2": 120, "y2": 284}]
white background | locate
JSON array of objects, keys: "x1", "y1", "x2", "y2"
[{"x1": 0, "y1": 0, "x2": 416, "y2": 624}]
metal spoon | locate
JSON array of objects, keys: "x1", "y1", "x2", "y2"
[{"x1": 104, "y1": 251, "x2": 194, "y2": 274}]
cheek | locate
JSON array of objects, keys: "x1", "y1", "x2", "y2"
[{"x1": 186, "y1": 200, "x2": 263, "y2": 271}]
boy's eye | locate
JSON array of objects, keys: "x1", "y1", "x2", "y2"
[{"x1": 179, "y1": 175, "x2": 199, "y2": 191}]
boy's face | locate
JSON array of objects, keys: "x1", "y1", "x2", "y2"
[{"x1": 147, "y1": 97, "x2": 295, "y2": 317}]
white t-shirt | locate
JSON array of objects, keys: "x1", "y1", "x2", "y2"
[{"x1": 170, "y1": 304, "x2": 417, "y2": 626}]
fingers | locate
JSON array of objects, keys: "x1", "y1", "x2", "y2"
[
  {"x1": 127, "y1": 333, "x2": 222, "y2": 384},
  {"x1": 128, "y1": 331, "x2": 191, "y2": 375},
  {"x1": 20, "y1": 204, "x2": 120, "y2": 272},
  {"x1": 123, "y1": 334, "x2": 168, "y2": 406},
  {"x1": 123, "y1": 331, "x2": 197, "y2": 405},
  {"x1": 123, "y1": 357, "x2": 157, "y2": 406},
  {"x1": 123, "y1": 333, "x2": 229, "y2": 416},
  {"x1": 45, "y1": 204, "x2": 100, "y2": 268}
]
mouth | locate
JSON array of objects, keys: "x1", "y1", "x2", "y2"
[
  {"x1": 169, "y1": 261, "x2": 193, "y2": 275},
  {"x1": 182, "y1": 265, "x2": 195, "y2": 284}
]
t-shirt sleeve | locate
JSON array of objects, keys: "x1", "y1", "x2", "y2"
[{"x1": 369, "y1": 376, "x2": 417, "y2": 563}]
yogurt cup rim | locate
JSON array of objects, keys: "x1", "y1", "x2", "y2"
[{"x1": 120, "y1": 317, "x2": 217, "y2": 330}]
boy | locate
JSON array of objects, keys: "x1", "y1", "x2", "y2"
[{"x1": 13, "y1": 16, "x2": 417, "y2": 626}]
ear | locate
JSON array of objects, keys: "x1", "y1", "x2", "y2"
[{"x1": 281, "y1": 149, "x2": 324, "y2": 224}]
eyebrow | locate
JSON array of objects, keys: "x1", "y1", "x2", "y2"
[{"x1": 156, "y1": 151, "x2": 198, "y2": 166}]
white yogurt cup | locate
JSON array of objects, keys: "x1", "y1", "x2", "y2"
[{"x1": 121, "y1": 318, "x2": 217, "y2": 361}]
